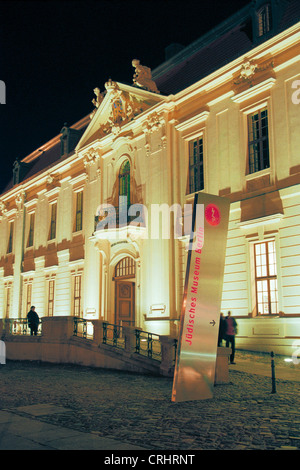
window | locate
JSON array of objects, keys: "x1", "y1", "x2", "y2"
[
  {"x1": 73, "y1": 275, "x2": 82, "y2": 317},
  {"x1": 27, "y1": 213, "x2": 35, "y2": 247},
  {"x1": 115, "y1": 257, "x2": 135, "y2": 279},
  {"x1": 5, "y1": 287, "x2": 11, "y2": 318},
  {"x1": 119, "y1": 160, "x2": 130, "y2": 206},
  {"x1": 7, "y1": 222, "x2": 14, "y2": 254},
  {"x1": 26, "y1": 283, "x2": 32, "y2": 313},
  {"x1": 49, "y1": 203, "x2": 57, "y2": 240},
  {"x1": 188, "y1": 137, "x2": 204, "y2": 194},
  {"x1": 48, "y1": 280, "x2": 55, "y2": 316},
  {"x1": 257, "y1": 4, "x2": 272, "y2": 37},
  {"x1": 74, "y1": 191, "x2": 83, "y2": 232},
  {"x1": 248, "y1": 107, "x2": 269, "y2": 174},
  {"x1": 254, "y1": 240, "x2": 278, "y2": 314}
]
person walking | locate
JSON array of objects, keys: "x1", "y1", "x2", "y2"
[
  {"x1": 27, "y1": 306, "x2": 39, "y2": 336},
  {"x1": 218, "y1": 313, "x2": 226, "y2": 346},
  {"x1": 225, "y1": 311, "x2": 238, "y2": 364}
]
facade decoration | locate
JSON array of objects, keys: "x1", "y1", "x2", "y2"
[
  {"x1": 234, "y1": 58, "x2": 274, "y2": 87},
  {"x1": 90, "y1": 87, "x2": 105, "y2": 119},
  {"x1": 132, "y1": 59, "x2": 159, "y2": 93}
]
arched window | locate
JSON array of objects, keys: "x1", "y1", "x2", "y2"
[
  {"x1": 115, "y1": 257, "x2": 135, "y2": 279},
  {"x1": 257, "y1": 4, "x2": 272, "y2": 37},
  {"x1": 119, "y1": 160, "x2": 130, "y2": 205}
]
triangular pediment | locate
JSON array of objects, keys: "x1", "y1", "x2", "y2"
[{"x1": 76, "y1": 81, "x2": 166, "y2": 151}]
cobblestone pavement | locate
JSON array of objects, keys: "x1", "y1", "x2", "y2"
[{"x1": 0, "y1": 351, "x2": 299, "y2": 451}]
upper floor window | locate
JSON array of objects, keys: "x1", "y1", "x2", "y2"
[
  {"x1": 7, "y1": 221, "x2": 14, "y2": 254},
  {"x1": 257, "y1": 4, "x2": 272, "y2": 37},
  {"x1": 254, "y1": 240, "x2": 278, "y2": 315},
  {"x1": 119, "y1": 160, "x2": 131, "y2": 207},
  {"x1": 27, "y1": 213, "x2": 35, "y2": 247},
  {"x1": 188, "y1": 137, "x2": 204, "y2": 194},
  {"x1": 74, "y1": 191, "x2": 83, "y2": 232},
  {"x1": 248, "y1": 107, "x2": 270, "y2": 174},
  {"x1": 49, "y1": 202, "x2": 57, "y2": 240}
]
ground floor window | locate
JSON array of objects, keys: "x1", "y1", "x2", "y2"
[
  {"x1": 254, "y1": 239, "x2": 278, "y2": 314},
  {"x1": 73, "y1": 275, "x2": 82, "y2": 317},
  {"x1": 48, "y1": 279, "x2": 55, "y2": 316}
]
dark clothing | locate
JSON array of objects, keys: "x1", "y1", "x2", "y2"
[
  {"x1": 27, "y1": 310, "x2": 39, "y2": 336},
  {"x1": 218, "y1": 316, "x2": 226, "y2": 346},
  {"x1": 226, "y1": 335, "x2": 236, "y2": 363},
  {"x1": 224, "y1": 315, "x2": 238, "y2": 363}
]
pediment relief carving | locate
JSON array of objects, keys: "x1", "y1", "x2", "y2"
[{"x1": 89, "y1": 80, "x2": 160, "y2": 137}]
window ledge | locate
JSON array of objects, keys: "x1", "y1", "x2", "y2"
[
  {"x1": 237, "y1": 213, "x2": 283, "y2": 229},
  {"x1": 245, "y1": 167, "x2": 271, "y2": 181},
  {"x1": 232, "y1": 77, "x2": 276, "y2": 104}
]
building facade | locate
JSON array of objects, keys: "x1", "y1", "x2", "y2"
[{"x1": 1, "y1": 0, "x2": 300, "y2": 355}]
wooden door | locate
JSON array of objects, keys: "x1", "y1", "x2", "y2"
[{"x1": 115, "y1": 281, "x2": 135, "y2": 326}]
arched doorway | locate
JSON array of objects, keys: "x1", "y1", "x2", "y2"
[{"x1": 114, "y1": 256, "x2": 135, "y2": 326}]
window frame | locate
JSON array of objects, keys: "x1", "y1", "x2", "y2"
[
  {"x1": 74, "y1": 190, "x2": 83, "y2": 233},
  {"x1": 48, "y1": 202, "x2": 57, "y2": 241},
  {"x1": 47, "y1": 279, "x2": 55, "y2": 317},
  {"x1": 254, "y1": 239, "x2": 278, "y2": 315},
  {"x1": 27, "y1": 212, "x2": 35, "y2": 248},
  {"x1": 247, "y1": 106, "x2": 270, "y2": 174},
  {"x1": 188, "y1": 136, "x2": 205, "y2": 195},
  {"x1": 73, "y1": 274, "x2": 82, "y2": 317},
  {"x1": 7, "y1": 221, "x2": 14, "y2": 254},
  {"x1": 257, "y1": 3, "x2": 272, "y2": 38}
]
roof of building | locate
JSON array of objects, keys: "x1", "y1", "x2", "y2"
[{"x1": 153, "y1": 0, "x2": 300, "y2": 95}]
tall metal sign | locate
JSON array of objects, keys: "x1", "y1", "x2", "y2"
[{"x1": 172, "y1": 192, "x2": 230, "y2": 402}]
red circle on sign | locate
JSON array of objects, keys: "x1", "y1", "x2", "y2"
[{"x1": 205, "y1": 204, "x2": 221, "y2": 226}]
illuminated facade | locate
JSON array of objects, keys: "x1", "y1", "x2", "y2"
[{"x1": 0, "y1": 0, "x2": 300, "y2": 354}]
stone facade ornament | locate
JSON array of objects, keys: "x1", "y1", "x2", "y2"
[
  {"x1": 0, "y1": 200, "x2": 7, "y2": 219},
  {"x1": 83, "y1": 147, "x2": 101, "y2": 167},
  {"x1": 97, "y1": 80, "x2": 150, "y2": 139},
  {"x1": 90, "y1": 87, "x2": 105, "y2": 119},
  {"x1": 15, "y1": 191, "x2": 26, "y2": 209},
  {"x1": 234, "y1": 59, "x2": 274, "y2": 87},
  {"x1": 132, "y1": 59, "x2": 159, "y2": 94}
]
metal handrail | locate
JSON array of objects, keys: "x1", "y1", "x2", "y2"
[
  {"x1": 135, "y1": 329, "x2": 162, "y2": 361},
  {"x1": 102, "y1": 322, "x2": 125, "y2": 349},
  {"x1": 8, "y1": 318, "x2": 42, "y2": 336},
  {"x1": 73, "y1": 317, "x2": 94, "y2": 340}
]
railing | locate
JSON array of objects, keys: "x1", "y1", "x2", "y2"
[
  {"x1": 8, "y1": 319, "x2": 42, "y2": 336},
  {"x1": 135, "y1": 329, "x2": 162, "y2": 361},
  {"x1": 73, "y1": 318, "x2": 94, "y2": 340},
  {"x1": 102, "y1": 322, "x2": 125, "y2": 349}
]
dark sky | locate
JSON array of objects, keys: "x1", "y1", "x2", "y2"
[{"x1": 0, "y1": 0, "x2": 250, "y2": 192}]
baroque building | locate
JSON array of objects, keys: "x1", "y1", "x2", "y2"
[{"x1": 1, "y1": 0, "x2": 300, "y2": 355}]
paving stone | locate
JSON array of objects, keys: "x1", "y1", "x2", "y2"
[{"x1": 0, "y1": 355, "x2": 300, "y2": 451}]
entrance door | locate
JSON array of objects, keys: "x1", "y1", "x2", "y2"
[{"x1": 115, "y1": 281, "x2": 135, "y2": 326}]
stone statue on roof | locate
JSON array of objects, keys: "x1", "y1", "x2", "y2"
[
  {"x1": 90, "y1": 87, "x2": 105, "y2": 119},
  {"x1": 132, "y1": 59, "x2": 159, "y2": 94}
]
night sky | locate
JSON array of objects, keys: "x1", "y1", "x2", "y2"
[{"x1": 0, "y1": 0, "x2": 250, "y2": 192}]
